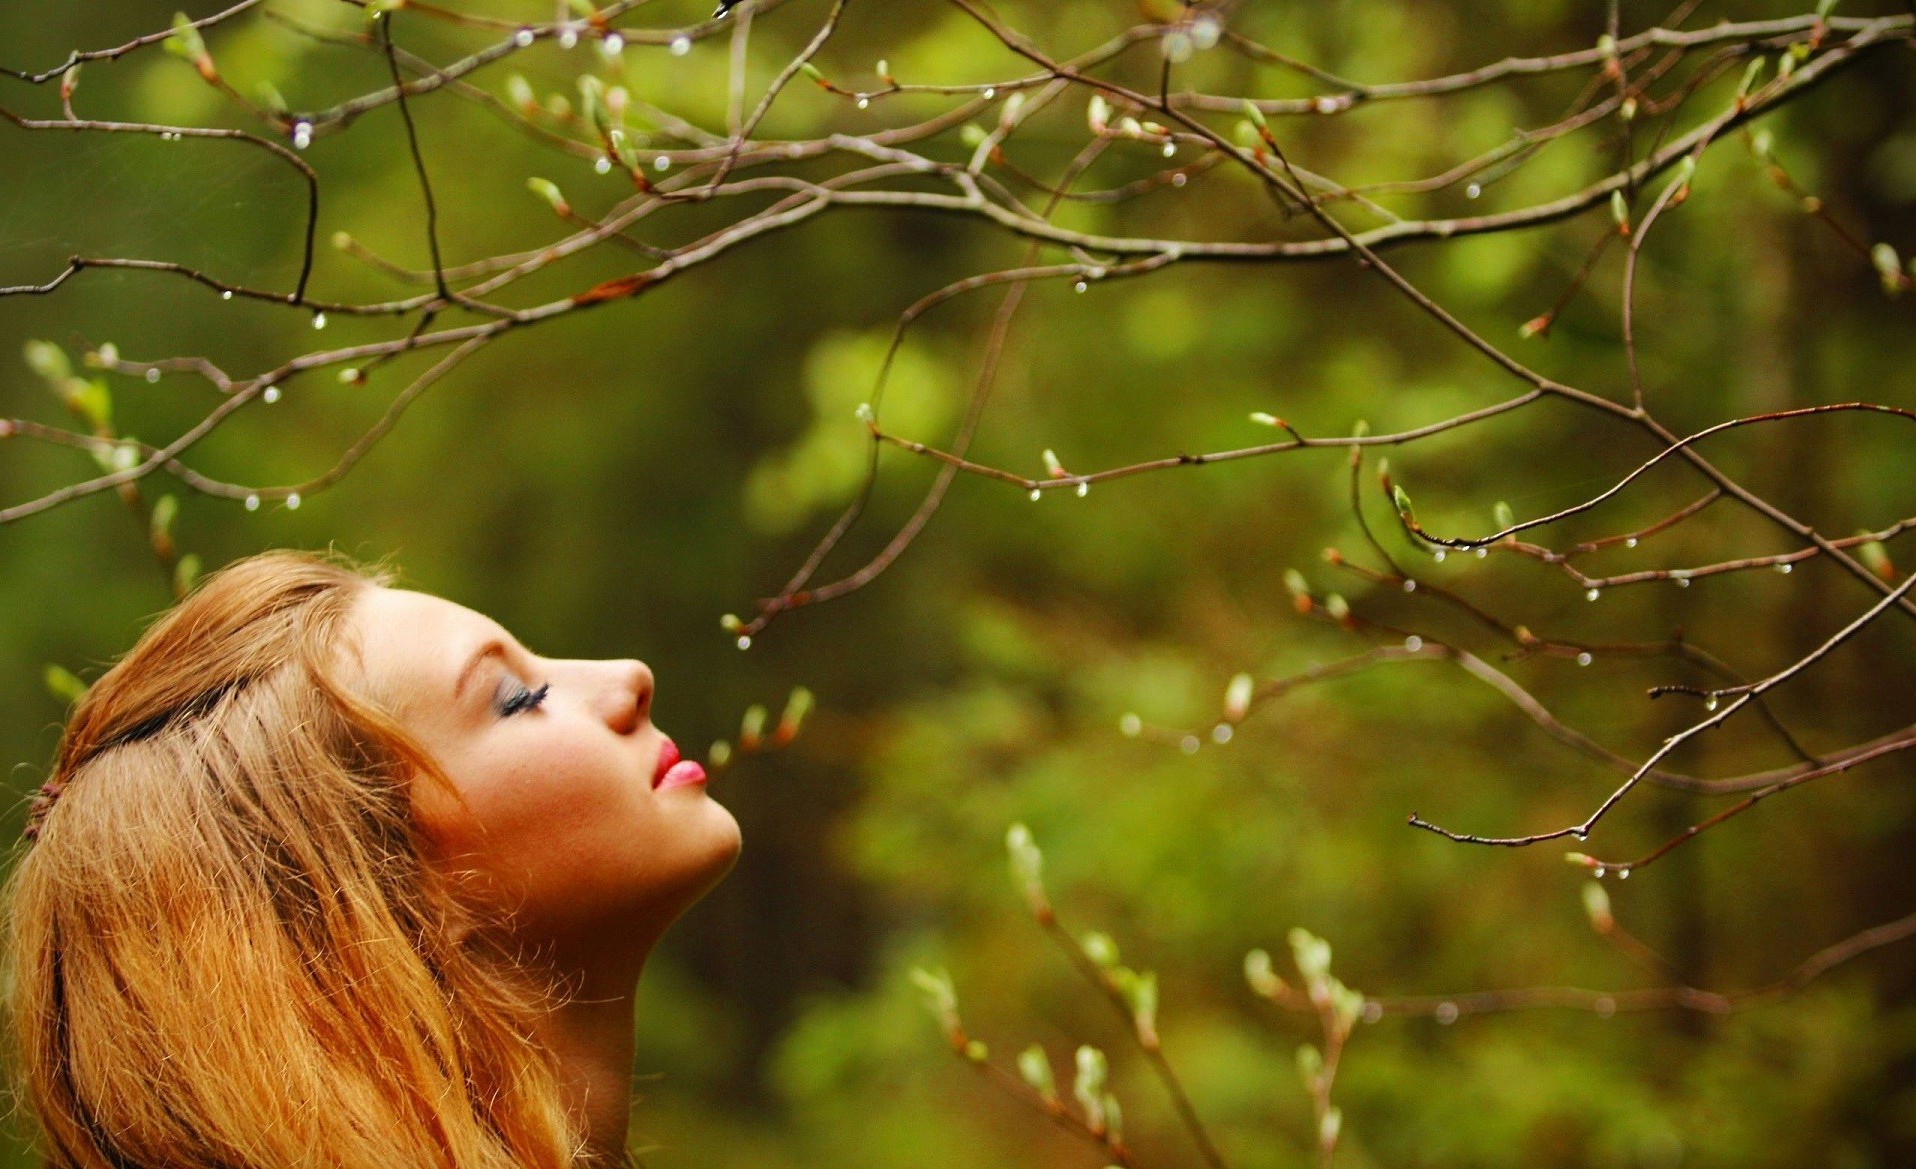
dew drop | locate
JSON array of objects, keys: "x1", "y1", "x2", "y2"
[
  {"x1": 1465, "y1": 182, "x2": 1481, "y2": 199},
  {"x1": 284, "y1": 492, "x2": 301, "y2": 510},
  {"x1": 1432, "y1": 548, "x2": 1447, "y2": 563},
  {"x1": 558, "y1": 26, "x2": 579, "y2": 50},
  {"x1": 1075, "y1": 481, "x2": 1088, "y2": 498},
  {"x1": 1028, "y1": 488, "x2": 1041, "y2": 501},
  {"x1": 1675, "y1": 575, "x2": 1691, "y2": 587},
  {"x1": 221, "y1": 289, "x2": 233, "y2": 300},
  {"x1": 244, "y1": 493, "x2": 260, "y2": 512},
  {"x1": 1624, "y1": 536, "x2": 1638, "y2": 548},
  {"x1": 339, "y1": 368, "x2": 360, "y2": 384},
  {"x1": 1119, "y1": 712, "x2": 1142, "y2": 737},
  {"x1": 735, "y1": 635, "x2": 752, "y2": 650},
  {"x1": 1577, "y1": 652, "x2": 1593, "y2": 666},
  {"x1": 1179, "y1": 734, "x2": 1201, "y2": 755},
  {"x1": 1211, "y1": 723, "x2": 1233, "y2": 744},
  {"x1": 1572, "y1": 828, "x2": 1588, "y2": 840},
  {"x1": 262, "y1": 386, "x2": 281, "y2": 404},
  {"x1": 1585, "y1": 587, "x2": 1600, "y2": 602},
  {"x1": 1594, "y1": 995, "x2": 1617, "y2": 1018},
  {"x1": 1705, "y1": 695, "x2": 1719, "y2": 711},
  {"x1": 601, "y1": 32, "x2": 624, "y2": 55},
  {"x1": 144, "y1": 368, "x2": 161, "y2": 383},
  {"x1": 595, "y1": 156, "x2": 613, "y2": 174},
  {"x1": 292, "y1": 121, "x2": 313, "y2": 150},
  {"x1": 1402, "y1": 579, "x2": 1417, "y2": 593},
  {"x1": 1617, "y1": 868, "x2": 1630, "y2": 880},
  {"x1": 1162, "y1": 141, "x2": 1177, "y2": 158},
  {"x1": 856, "y1": 96, "x2": 870, "y2": 109},
  {"x1": 1361, "y1": 1001, "x2": 1383, "y2": 1023},
  {"x1": 1593, "y1": 866, "x2": 1606, "y2": 879},
  {"x1": 1073, "y1": 280, "x2": 1088, "y2": 293},
  {"x1": 1435, "y1": 1001, "x2": 1459, "y2": 1025},
  {"x1": 312, "y1": 312, "x2": 327, "y2": 330},
  {"x1": 1313, "y1": 95, "x2": 1340, "y2": 115},
  {"x1": 981, "y1": 87, "x2": 996, "y2": 100},
  {"x1": 654, "y1": 155, "x2": 671, "y2": 171},
  {"x1": 1171, "y1": 172, "x2": 1187, "y2": 187},
  {"x1": 1776, "y1": 562, "x2": 1793, "y2": 574},
  {"x1": 514, "y1": 28, "x2": 535, "y2": 48},
  {"x1": 1405, "y1": 635, "x2": 1423, "y2": 652},
  {"x1": 669, "y1": 35, "x2": 691, "y2": 56}
]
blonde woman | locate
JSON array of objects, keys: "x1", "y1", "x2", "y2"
[{"x1": 6, "y1": 550, "x2": 740, "y2": 1168}]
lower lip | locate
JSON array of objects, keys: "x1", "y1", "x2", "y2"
[{"x1": 658, "y1": 760, "x2": 707, "y2": 790}]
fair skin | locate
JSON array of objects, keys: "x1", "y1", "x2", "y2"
[{"x1": 347, "y1": 585, "x2": 741, "y2": 1161}]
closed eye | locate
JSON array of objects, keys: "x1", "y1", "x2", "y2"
[{"x1": 495, "y1": 675, "x2": 551, "y2": 717}]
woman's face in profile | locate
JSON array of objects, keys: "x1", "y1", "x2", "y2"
[{"x1": 347, "y1": 586, "x2": 740, "y2": 960}]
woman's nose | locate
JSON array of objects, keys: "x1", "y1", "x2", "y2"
[{"x1": 601, "y1": 659, "x2": 654, "y2": 734}]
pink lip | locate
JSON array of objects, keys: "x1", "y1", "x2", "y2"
[{"x1": 652, "y1": 736, "x2": 707, "y2": 791}]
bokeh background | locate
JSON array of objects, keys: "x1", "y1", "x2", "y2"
[{"x1": 3, "y1": 1, "x2": 1915, "y2": 1165}]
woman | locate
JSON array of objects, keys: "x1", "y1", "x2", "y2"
[{"x1": 5, "y1": 550, "x2": 740, "y2": 1168}]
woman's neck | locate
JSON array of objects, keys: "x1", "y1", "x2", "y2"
[{"x1": 537, "y1": 986, "x2": 641, "y2": 1163}]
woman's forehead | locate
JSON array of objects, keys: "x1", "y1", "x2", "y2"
[{"x1": 348, "y1": 586, "x2": 501, "y2": 706}]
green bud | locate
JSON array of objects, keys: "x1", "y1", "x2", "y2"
[
  {"x1": 1073, "y1": 1046, "x2": 1108, "y2": 1128},
  {"x1": 24, "y1": 340, "x2": 71, "y2": 383},
  {"x1": 150, "y1": 494, "x2": 179, "y2": 549},
  {"x1": 1241, "y1": 98, "x2": 1267, "y2": 129},
  {"x1": 1321, "y1": 1107, "x2": 1343, "y2": 1148},
  {"x1": 799, "y1": 61, "x2": 825, "y2": 83},
  {"x1": 739, "y1": 703, "x2": 767, "y2": 747},
  {"x1": 1324, "y1": 593, "x2": 1350, "y2": 621},
  {"x1": 527, "y1": 177, "x2": 568, "y2": 214},
  {"x1": 578, "y1": 74, "x2": 611, "y2": 138},
  {"x1": 1080, "y1": 931, "x2": 1119, "y2": 969},
  {"x1": 719, "y1": 613, "x2": 745, "y2": 633},
  {"x1": 908, "y1": 966, "x2": 961, "y2": 1037},
  {"x1": 1610, "y1": 189, "x2": 1630, "y2": 229},
  {"x1": 1872, "y1": 243, "x2": 1904, "y2": 296},
  {"x1": 1283, "y1": 569, "x2": 1309, "y2": 597},
  {"x1": 776, "y1": 686, "x2": 813, "y2": 741},
  {"x1": 1248, "y1": 411, "x2": 1281, "y2": 427},
  {"x1": 1493, "y1": 500, "x2": 1516, "y2": 530},
  {"x1": 1582, "y1": 881, "x2": 1613, "y2": 931},
  {"x1": 1234, "y1": 120, "x2": 1261, "y2": 151},
  {"x1": 255, "y1": 80, "x2": 288, "y2": 116},
  {"x1": 1017, "y1": 1045, "x2": 1057, "y2": 1103},
  {"x1": 1101, "y1": 1092, "x2": 1123, "y2": 1144},
  {"x1": 1224, "y1": 672, "x2": 1254, "y2": 721},
  {"x1": 1751, "y1": 127, "x2": 1774, "y2": 161},
  {"x1": 507, "y1": 74, "x2": 536, "y2": 111},
  {"x1": 1816, "y1": 0, "x2": 1839, "y2": 18},
  {"x1": 1857, "y1": 536, "x2": 1894, "y2": 580},
  {"x1": 964, "y1": 1039, "x2": 989, "y2": 1062},
  {"x1": 1006, "y1": 823, "x2": 1048, "y2": 914},
  {"x1": 1296, "y1": 1043, "x2": 1324, "y2": 1091},
  {"x1": 1391, "y1": 484, "x2": 1415, "y2": 522},
  {"x1": 1244, "y1": 948, "x2": 1283, "y2": 997},
  {"x1": 173, "y1": 552, "x2": 202, "y2": 597},
  {"x1": 1351, "y1": 419, "x2": 1370, "y2": 439},
  {"x1": 708, "y1": 740, "x2": 733, "y2": 767},
  {"x1": 1042, "y1": 448, "x2": 1065, "y2": 477},
  {"x1": 959, "y1": 123, "x2": 988, "y2": 149},
  {"x1": 1737, "y1": 57, "x2": 1767, "y2": 100},
  {"x1": 44, "y1": 664, "x2": 88, "y2": 706},
  {"x1": 1288, "y1": 927, "x2": 1332, "y2": 985},
  {"x1": 164, "y1": 12, "x2": 208, "y2": 64},
  {"x1": 853, "y1": 402, "x2": 874, "y2": 423}
]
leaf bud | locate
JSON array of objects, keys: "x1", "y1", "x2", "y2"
[
  {"x1": 1224, "y1": 672, "x2": 1254, "y2": 721},
  {"x1": 1042, "y1": 448, "x2": 1066, "y2": 478},
  {"x1": 708, "y1": 740, "x2": 733, "y2": 767},
  {"x1": 1295, "y1": 1043, "x2": 1324, "y2": 1092},
  {"x1": 1610, "y1": 189, "x2": 1630, "y2": 233},
  {"x1": 1872, "y1": 243, "x2": 1904, "y2": 296},
  {"x1": 1080, "y1": 931, "x2": 1119, "y2": 969},
  {"x1": 1073, "y1": 1046, "x2": 1108, "y2": 1127},
  {"x1": 507, "y1": 73, "x2": 537, "y2": 113},
  {"x1": 1244, "y1": 948, "x2": 1284, "y2": 997},
  {"x1": 1248, "y1": 411, "x2": 1282, "y2": 427},
  {"x1": 1017, "y1": 1046, "x2": 1057, "y2": 1102},
  {"x1": 1006, "y1": 823, "x2": 1049, "y2": 916},
  {"x1": 1493, "y1": 500, "x2": 1516, "y2": 530},
  {"x1": 907, "y1": 966, "x2": 961, "y2": 1040},
  {"x1": 1582, "y1": 880, "x2": 1614, "y2": 932},
  {"x1": 1241, "y1": 98, "x2": 1267, "y2": 129},
  {"x1": 738, "y1": 703, "x2": 767, "y2": 750},
  {"x1": 1856, "y1": 536, "x2": 1894, "y2": 581},
  {"x1": 1288, "y1": 927, "x2": 1333, "y2": 986},
  {"x1": 526, "y1": 176, "x2": 569, "y2": 215},
  {"x1": 44, "y1": 664, "x2": 88, "y2": 706}
]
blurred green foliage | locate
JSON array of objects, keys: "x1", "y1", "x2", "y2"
[{"x1": 3, "y1": 1, "x2": 1915, "y2": 1166}]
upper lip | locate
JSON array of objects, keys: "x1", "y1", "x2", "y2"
[{"x1": 652, "y1": 736, "x2": 681, "y2": 788}]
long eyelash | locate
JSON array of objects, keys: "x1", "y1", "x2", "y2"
[{"x1": 498, "y1": 681, "x2": 550, "y2": 717}]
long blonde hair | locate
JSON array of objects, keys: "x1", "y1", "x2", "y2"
[{"x1": 5, "y1": 551, "x2": 587, "y2": 1168}]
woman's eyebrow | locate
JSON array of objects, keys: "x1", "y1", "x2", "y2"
[{"x1": 453, "y1": 640, "x2": 508, "y2": 701}]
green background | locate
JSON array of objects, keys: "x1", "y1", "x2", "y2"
[{"x1": 3, "y1": 1, "x2": 1915, "y2": 1165}]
